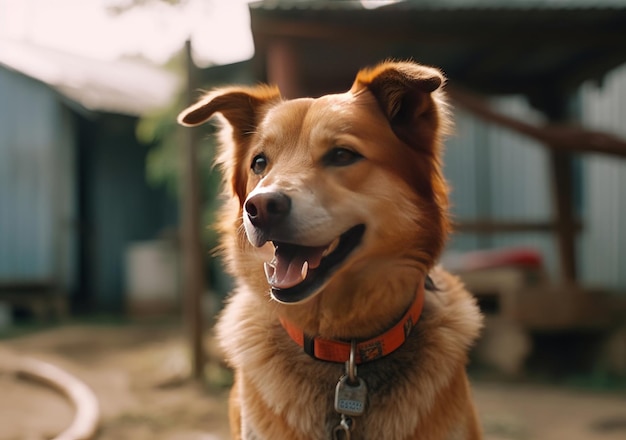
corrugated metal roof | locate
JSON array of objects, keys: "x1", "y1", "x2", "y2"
[
  {"x1": 0, "y1": 39, "x2": 180, "y2": 116},
  {"x1": 249, "y1": 0, "x2": 626, "y2": 98},
  {"x1": 252, "y1": 0, "x2": 626, "y2": 10},
  {"x1": 387, "y1": 0, "x2": 626, "y2": 10}
]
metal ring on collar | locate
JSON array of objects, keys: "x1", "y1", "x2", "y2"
[{"x1": 347, "y1": 340, "x2": 357, "y2": 383}]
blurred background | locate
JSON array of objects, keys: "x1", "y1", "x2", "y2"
[{"x1": 1, "y1": 1, "x2": 625, "y2": 439}]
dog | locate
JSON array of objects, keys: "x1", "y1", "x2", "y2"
[{"x1": 178, "y1": 60, "x2": 483, "y2": 439}]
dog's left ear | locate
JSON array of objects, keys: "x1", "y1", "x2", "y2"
[{"x1": 351, "y1": 61, "x2": 446, "y2": 151}]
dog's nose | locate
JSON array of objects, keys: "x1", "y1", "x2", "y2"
[{"x1": 245, "y1": 192, "x2": 291, "y2": 229}]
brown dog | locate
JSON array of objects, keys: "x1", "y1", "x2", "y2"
[{"x1": 178, "y1": 61, "x2": 483, "y2": 440}]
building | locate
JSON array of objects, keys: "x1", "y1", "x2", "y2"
[{"x1": 0, "y1": 40, "x2": 179, "y2": 316}]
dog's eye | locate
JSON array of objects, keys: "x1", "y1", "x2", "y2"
[
  {"x1": 323, "y1": 147, "x2": 363, "y2": 167},
  {"x1": 251, "y1": 154, "x2": 267, "y2": 175}
]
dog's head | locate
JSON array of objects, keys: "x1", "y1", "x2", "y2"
[{"x1": 179, "y1": 61, "x2": 450, "y2": 305}]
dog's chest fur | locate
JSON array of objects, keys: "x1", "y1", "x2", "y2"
[{"x1": 217, "y1": 267, "x2": 482, "y2": 440}]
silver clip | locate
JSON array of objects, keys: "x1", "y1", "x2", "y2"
[{"x1": 332, "y1": 415, "x2": 353, "y2": 440}]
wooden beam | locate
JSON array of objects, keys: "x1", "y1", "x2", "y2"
[
  {"x1": 447, "y1": 87, "x2": 626, "y2": 158},
  {"x1": 250, "y1": 10, "x2": 626, "y2": 47},
  {"x1": 456, "y1": 220, "x2": 582, "y2": 234}
]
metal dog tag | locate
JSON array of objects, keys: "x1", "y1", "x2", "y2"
[{"x1": 334, "y1": 375, "x2": 368, "y2": 417}]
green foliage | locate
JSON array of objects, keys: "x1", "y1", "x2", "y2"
[
  {"x1": 136, "y1": 77, "x2": 223, "y2": 247},
  {"x1": 137, "y1": 98, "x2": 183, "y2": 196}
]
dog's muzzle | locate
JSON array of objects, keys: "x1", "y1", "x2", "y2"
[
  {"x1": 243, "y1": 190, "x2": 365, "y2": 303},
  {"x1": 244, "y1": 191, "x2": 291, "y2": 247}
]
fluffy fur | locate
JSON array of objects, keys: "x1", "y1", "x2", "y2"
[{"x1": 178, "y1": 60, "x2": 483, "y2": 440}]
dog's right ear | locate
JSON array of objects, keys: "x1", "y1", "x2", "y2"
[
  {"x1": 177, "y1": 84, "x2": 281, "y2": 136},
  {"x1": 177, "y1": 85, "x2": 281, "y2": 204}
]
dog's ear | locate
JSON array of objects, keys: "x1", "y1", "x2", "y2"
[
  {"x1": 177, "y1": 85, "x2": 282, "y2": 203},
  {"x1": 177, "y1": 85, "x2": 281, "y2": 134},
  {"x1": 351, "y1": 61, "x2": 446, "y2": 152}
]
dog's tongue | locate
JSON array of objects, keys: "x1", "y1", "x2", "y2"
[{"x1": 264, "y1": 243, "x2": 326, "y2": 290}]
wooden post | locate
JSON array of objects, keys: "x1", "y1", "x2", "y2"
[
  {"x1": 549, "y1": 149, "x2": 578, "y2": 282},
  {"x1": 181, "y1": 39, "x2": 205, "y2": 380},
  {"x1": 266, "y1": 41, "x2": 302, "y2": 98},
  {"x1": 543, "y1": 94, "x2": 578, "y2": 283}
]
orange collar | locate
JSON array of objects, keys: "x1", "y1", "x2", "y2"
[{"x1": 279, "y1": 282, "x2": 425, "y2": 364}]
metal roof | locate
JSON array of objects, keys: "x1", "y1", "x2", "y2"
[
  {"x1": 0, "y1": 39, "x2": 179, "y2": 116},
  {"x1": 249, "y1": 0, "x2": 626, "y2": 101},
  {"x1": 252, "y1": 0, "x2": 626, "y2": 11}
]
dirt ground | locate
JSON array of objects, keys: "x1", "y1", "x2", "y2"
[{"x1": 1, "y1": 323, "x2": 625, "y2": 440}]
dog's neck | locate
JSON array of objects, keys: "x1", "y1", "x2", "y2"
[
  {"x1": 279, "y1": 279, "x2": 425, "y2": 364},
  {"x1": 276, "y1": 264, "x2": 426, "y2": 342}
]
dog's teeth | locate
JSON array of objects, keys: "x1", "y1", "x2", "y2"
[
  {"x1": 300, "y1": 261, "x2": 309, "y2": 280},
  {"x1": 322, "y1": 238, "x2": 340, "y2": 257},
  {"x1": 264, "y1": 262, "x2": 276, "y2": 284}
]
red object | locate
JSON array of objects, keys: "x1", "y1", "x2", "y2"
[{"x1": 462, "y1": 247, "x2": 543, "y2": 271}]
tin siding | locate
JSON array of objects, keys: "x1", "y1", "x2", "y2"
[
  {"x1": 445, "y1": 109, "x2": 483, "y2": 251},
  {"x1": 580, "y1": 63, "x2": 626, "y2": 290},
  {"x1": 446, "y1": 97, "x2": 561, "y2": 279},
  {"x1": 445, "y1": 65, "x2": 626, "y2": 291},
  {"x1": 0, "y1": 67, "x2": 75, "y2": 285}
]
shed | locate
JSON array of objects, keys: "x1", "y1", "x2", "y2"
[{"x1": 0, "y1": 40, "x2": 180, "y2": 316}]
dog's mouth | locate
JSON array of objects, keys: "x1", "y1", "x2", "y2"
[{"x1": 263, "y1": 224, "x2": 365, "y2": 304}]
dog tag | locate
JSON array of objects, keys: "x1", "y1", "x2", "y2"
[{"x1": 334, "y1": 375, "x2": 367, "y2": 417}]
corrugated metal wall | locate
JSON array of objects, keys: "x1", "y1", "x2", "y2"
[
  {"x1": 0, "y1": 67, "x2": 76, "y2": 288},
  {"x1": 0, "y1": 66, "x2": 176, "y2": 310},
  {"x1": 444, "y1": 64, "x2": 626, "y2": 292},
  {"x1": 580, "y1": 63, "x2": 626, "y2": 290},
  {"x1": 446, "y1": 99, "x2": 558, "y2": 275}
]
